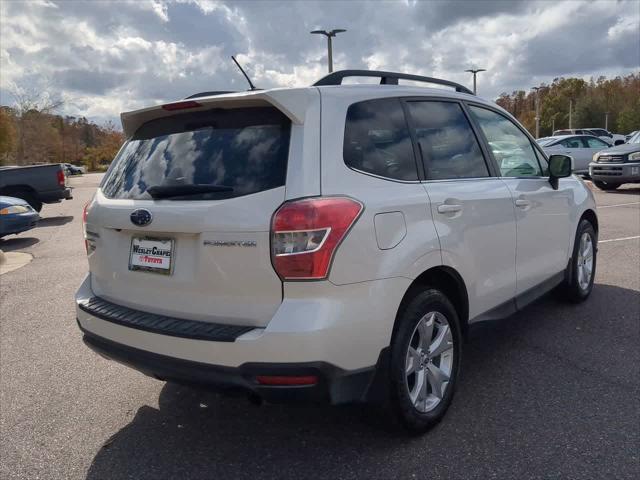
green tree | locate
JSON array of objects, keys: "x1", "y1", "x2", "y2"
[
  {"x1": 617, "y1": 99, "x2": 640, "y2": 133},
  {"x1": 0, "y1": 108, "x2": 17, "y2": 164}
]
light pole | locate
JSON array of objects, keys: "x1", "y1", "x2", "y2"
[
  {"x1": 310, "y1": 29, "x2": 346, "y2": 73},
  {"x1": 569, "y1": 99, "x2": 573, "y2": 129},
  {"x1": 532, "y1": 86, "x2": 541, "y2": 139},
  {"x1": 605, "y1": 111, "x2": 609, "y2": 131},
  {"x1": 465, "y1": 68, "x2": 486, "y2": 94}
]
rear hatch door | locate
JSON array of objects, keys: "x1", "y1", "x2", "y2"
[{"x1": 86, "y1": 105, "x2": 293, "y2": 327}]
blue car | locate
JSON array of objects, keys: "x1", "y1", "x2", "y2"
[{"x1": 0, "y1": 196, "x2": 40, "y2": 237}]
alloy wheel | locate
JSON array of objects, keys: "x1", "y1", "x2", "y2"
[
  {"x1": 405, "y1": 311, "x2": 455, "y2": 413},
  {"x1": 576, "y1": 232, "x2": 594, "y2": 291}
]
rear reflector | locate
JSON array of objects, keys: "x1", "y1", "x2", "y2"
[
  {"x1": 256, "y1": 375, "x2": 319, "y2": 386},
  {"x1": 161, "y1": 100, "x2": 202, "y2": 111},
  {"x1": 271, "y1": 197, "x2": 363, "y2": 280}
]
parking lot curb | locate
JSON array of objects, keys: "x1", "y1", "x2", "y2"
[{"x1": 0, "y1": 251, "x2": 33, "y2": 275}]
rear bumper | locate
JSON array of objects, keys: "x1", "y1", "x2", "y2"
[
  {"x1": 81, "y1": 327, "x2": 382, "y2": 404},
  {"x1": 40, "y1": 187, "x2": 73, "y2": 204},
  {"x1": 75, "y1": 274, "x2": 407, "y2": 403},
  {"x1": 589, "y1": 162, "x2": 640, "y2": 184}
]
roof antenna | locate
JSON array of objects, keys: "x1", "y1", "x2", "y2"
[{"x1": 231, "y1": 55, "x2": 258, "y2": 91}]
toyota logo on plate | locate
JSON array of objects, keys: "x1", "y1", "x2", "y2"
[{"x1": 130, "y1": 209, "x2": 153, "y2": 227}]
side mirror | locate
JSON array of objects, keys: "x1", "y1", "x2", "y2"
[
  {"x1": 548, "y1": 154, "x2": 572, "y2": 190},
  {"x1": 614, "y1": 139, "x2": 625, "y2": 146}
]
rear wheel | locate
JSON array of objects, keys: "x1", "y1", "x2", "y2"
[
  {"x1": 593, "y1": 180, "x2": 620, "y2": 191},
  {"x1": 560, "y1": 219, "x2": 596, "y2": 302},
  {"x1": 21, "y1": 193, "x2": 42, "y2": 212},
  {"x1": 387, "y1": 288, "x2": 462, "y2": 433}
]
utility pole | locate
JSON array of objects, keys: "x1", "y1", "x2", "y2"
[
  {"x1": 310, "y1": 29, "x2": 346, "y2": 73},
  {"x1": 605, "y1": 111, "x2": 609, "y2": 130},
  {"x1": 569, "y1": 99, "x2": 573, "y2": 129},
  {"x1": 532, "y1": 87, "x2": 541, "y2": 139},
  {"x1": 465, "y1": 68, "x2": 486, "y2": 94}
]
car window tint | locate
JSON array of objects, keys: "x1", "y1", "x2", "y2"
[
  {"x1": 561, "y1": 137, "x2": 583, "y2": 148},
  {"x1": 470, "y1": 106, "x2": 542, "y2": 177},
  {"x1": 534, "y1": 147, "x2": 549, "y2": 176},
  {"x1": 406, "y1": 101, "x2": 488, "y2": 180},
  {"x1": 586, "y1": 137, "x2": 608, "y2": 148},
  {"x1": 102, "y1": 107, "x2": 291, "y2": 200},
  {"x1": 343, "y1": 98, "x2": 418, "y2": 181}
]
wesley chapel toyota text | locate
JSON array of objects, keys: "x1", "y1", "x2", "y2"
[{"x1": 76, "y1": 70, "x2": 598, "y2": 432}]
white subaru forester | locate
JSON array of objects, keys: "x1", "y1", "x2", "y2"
[{"x1": 77, "y1": 70, "x2": 598, "y2": 432}]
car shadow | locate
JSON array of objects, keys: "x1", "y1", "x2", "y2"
[
  {"x1": 608, "y1": 185, "x2": 640, "y2": 195},
  {"x1": 36, "y1": 215, "x2": 74, "y2": 227},
  {"x1": 0, "y1": 236, "x2": 39, "y2": 251},
  {"x1": 85, "y1": 284, "x2": 639, "y2": 480}
]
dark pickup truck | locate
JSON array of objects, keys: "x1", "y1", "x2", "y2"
[{"x1": 0, "y1": 164, "x2": 73, "y2": 212}]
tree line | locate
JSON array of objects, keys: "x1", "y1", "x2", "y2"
[
  {"x1": 1, "y1": 72, "x2": 638, "y2": 170},
  {"x1": 0, "y1": 91, "x2": 123, "y2": 171},
  {"x1": 496, "y1": 72, "x2": 640, "y2": 138}
]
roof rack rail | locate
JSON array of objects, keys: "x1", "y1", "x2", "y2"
[
  {"x1": 312, "y1": 70, "x2": 474, "y2": 95},
  {"x1": 185, "y1": 91, "x2": 236, "y2": 99}
]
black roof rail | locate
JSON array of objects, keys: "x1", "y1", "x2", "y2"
[
  {"x1": 312, "y1": 70, "x2": 474, "y2": 95},
  {"x1": 184, "y1": 91, "x2": 237, "y2": 99}
]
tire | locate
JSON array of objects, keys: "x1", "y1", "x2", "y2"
[
  {"x1": 387, "y1": 288, "x2": 462, "y2": 433},
  {"x1": 22, "y1": 193, "x2": 43, "y2": 212},
  {"x1": 593, "y1": 180, "x2": 620, "y2": 191},
  {"x1": 560, "y1": 219, "x2": 597, "y2": 302}
]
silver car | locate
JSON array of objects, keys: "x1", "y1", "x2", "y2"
[{"x1": 538, "y1": 135, "x2": 610, "y2": 174}]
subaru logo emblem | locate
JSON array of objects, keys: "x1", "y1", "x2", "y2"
[{"x1": 130, "y1": 209, "x2": 153, "y2": 227}]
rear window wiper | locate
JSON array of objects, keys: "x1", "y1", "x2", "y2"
[{"x1": 147, "y1": 184, "x2": 234, "y2": 199}]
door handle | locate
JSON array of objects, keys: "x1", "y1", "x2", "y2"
[
  {"x1": 515, "y1": 199, "x2": 531, "y2": 209},
  {"x1": 437, "y1": 204, "x2": 463, "y2": 214}
]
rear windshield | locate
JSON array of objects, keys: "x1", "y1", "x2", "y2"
[{"x1": 101, "y1": 107, "x2": 291, "y2": 200}]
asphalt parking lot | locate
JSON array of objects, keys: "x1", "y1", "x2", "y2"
[{"x1": 1, "y1": 174, "x2": 638, "y2": 479}]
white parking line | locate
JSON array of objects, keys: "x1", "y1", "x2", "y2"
[
  {"x1": 598, "y1": 202, "x2": 640, "y2": 209},
  {"x1": 599, "y1": 235, "x2": 640, "y2": 243}
]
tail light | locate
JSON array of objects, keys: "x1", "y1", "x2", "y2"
[
  {"x1": 57, "y1": 168, "x2": 66, "y2": 187},
  {"x1": 82, "y1": 200, "x2": 96, "y2": 254},
  {"x1": 271, "y1": 197, "x2": 363, "y2": 280}
]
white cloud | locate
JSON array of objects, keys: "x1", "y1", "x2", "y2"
[{"x1": 0, "y1": 0, "x2": 637, "y2": 125}]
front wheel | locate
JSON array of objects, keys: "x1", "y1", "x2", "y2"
[
  {"x1": 560, "y1": 220, "x2": 597, "y2": 302},
  {"x1": 593, "y1": 180, "x2": 620, "y2": 191},
  {"x1": 387, "y1": 288, "x2": 462, "y2": 433}
]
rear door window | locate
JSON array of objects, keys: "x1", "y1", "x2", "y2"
[
  {"x1": 560, "y1": 137, "x2": 583, "y2": 148},
  {"x1": 343, "y1": 98, "x2": 418, "y2": 181},
  {"x1": 101, "y1": 107, "x2": 291, "y2": 200},
  {"x1": 406, "y1": 101, "x2": 489, "y2": 180},
  {"x1": 584, "y1": 137, "x2": 609, "y2": 148}
]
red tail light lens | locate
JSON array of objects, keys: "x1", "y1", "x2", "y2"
[
  {"x1": 161, "y1": 100, "x2": 202, "y2": 111},
  {"x1": 271, "y1": 197, "x2": 363, "y2": 280},
  {"x1": 57, "y1": 168, "x2": 65, "y2": 187},
  {"x1": 82, "y1": 201, "x2": 95, "y2": 254}
]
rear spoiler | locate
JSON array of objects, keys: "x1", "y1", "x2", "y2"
[{"x1": 120, "y1": 88, "x2": 314, "y2": 138}]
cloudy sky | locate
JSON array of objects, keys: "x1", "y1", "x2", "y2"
[{"x1": 1, "y1": 0, "x2": 638, "y2": 125}]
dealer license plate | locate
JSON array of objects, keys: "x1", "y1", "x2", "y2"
[{"x1": 129, "y1": 237, "x2": 174, "y2": 275}]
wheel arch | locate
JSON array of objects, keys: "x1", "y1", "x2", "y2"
[
  {"x1": 0, "y1": 184, "x2": 38, "y2": 197},
  {"x1": 393, "y1": 266, "x2": 470, "y2": 339},
  {"x1": 580, "y1": 208, "x2": 598, "y2": 235}
]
